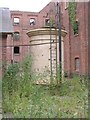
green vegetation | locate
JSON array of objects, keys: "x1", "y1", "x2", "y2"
[
  {"x1": 68, "y1": 0, "x2": 78, "y2": 35},
  {"x1": 2, "y1": 57, "x2": 88, "y2": 118}
]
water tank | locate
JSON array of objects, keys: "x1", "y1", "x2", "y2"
[{"x1": 27, "y1": 28, "x2": 67, "y2": 84}]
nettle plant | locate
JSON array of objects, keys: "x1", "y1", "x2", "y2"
[{"x1": 68, "y1": 0, "x2": 78, "y2": 35}]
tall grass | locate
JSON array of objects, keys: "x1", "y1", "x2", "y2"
[
  {"x1": 2, "y1": 56, "x2": 88, "y2": 118},
  {"x1": 2, "y1": 56, "x2": 33, "y2": 113}
]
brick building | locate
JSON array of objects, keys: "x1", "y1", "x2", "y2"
[
  {"x1": 10, "y1": 2, "x2": 65, "y2": 63},
  {"x1": 61, "y1": 2, "x2": 90, "y2": 77},
  {"x1": 0, "y1": 2, "x2": 90, "y2": 77},
  {"x1": 10, "y1": 2, "x2": 58, "y2": 64},
  {"x1": 0, "y1": 2, "x2": 58, "y2": 77}
]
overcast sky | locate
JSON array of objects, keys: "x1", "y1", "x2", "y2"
[
  {"x1": 0, "y1": 0, "x2": 52, "y2": 12},
  {"x1": 0, "y1": 0, "x2": 90, "y2": 12}
]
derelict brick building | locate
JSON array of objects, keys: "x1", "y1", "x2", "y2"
[
  {"x1": 61, "y1": 2, "x2": 90, "y2": 76},
  {"x1": 0, "y1": 2, "x2": 90, "y2": 77}
]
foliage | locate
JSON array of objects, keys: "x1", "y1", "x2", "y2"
[
  {"x1": 2, "y1": 63, "x2": 19, "y2": 94},
  {"x1": 68, "y1": 1, "x2": 78, "y2": 35},
  {"x1": 3, "y1": 70, "x2": 88, "y2": 118},
  {"x1": 50, "y1": 17, "x2": 55, "y2": 28},
  {"x1": 2, "y1": 55, "x2": 88, "y2": 118},
  {"x1": 2, "y1": 56, "x2": 33, "y2": 107}
]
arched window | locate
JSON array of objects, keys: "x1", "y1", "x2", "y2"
[{"x1": 75, "y1": 57, "x2": 80, "y2": 71}]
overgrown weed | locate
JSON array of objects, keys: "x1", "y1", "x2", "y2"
[{"x1": 2, "y1": 56, "x2": 88, "y2": 118}]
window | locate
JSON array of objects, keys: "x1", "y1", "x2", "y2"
[
  {"x1": 45, "y1": 18, "x2": 50, "y2": 26},
  {"x1": 13, "y1": 32, "x2": 20, "y2": 40},
  {"x1": 75, "y1": 58, "x2": 80, "y2": 71},
  {"x1": 74, "y1": 21, "x2": 79, "y2": 35},
  {"x1": 14, "y1": 17, "x2": 20, "y2": 25},
  {"x1": 30, "y1": 18, "x2": 35, "y2": 25},
  {"x1": 14, "y1": 46, "x2": 20, "y2": 54}
]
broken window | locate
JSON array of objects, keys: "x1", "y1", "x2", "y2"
[
  {"x1": 13, "y1": 32, "x2": 20, "y2": 40},
  {"x1": 45, "y1": 18, "x2": 50, "y2": 26},
  {"x1": 30, "y1": 18, "x2": 35, "y2": 25},
  {"x1": 14, "y1": 46, "x2": 20, "y2": 54},
  {"x1": 14, "y1": 17, "x2": 20, "y2": 25}
]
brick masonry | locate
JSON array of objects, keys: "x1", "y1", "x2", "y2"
[
  {"x1": 61, "y1": 2, "x2": 89, "y2": 76},
  {"x1": 0, "y1": 2, "x2": 90, "y2": 77}
]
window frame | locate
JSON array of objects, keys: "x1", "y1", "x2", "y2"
[
  {"x1": 75, "y1": 57, "x2": 80, "y2": 71},
  {"x1": 13, "y1": 17, "x2": 20, "y2": 25},
  {"x1": 29, "y1": 18, "x2": 36, "y2": 26},
  {"x1": 74, "y1": 20, "x2": 79, "y2": 35},
  {"x1": 14, "y1": 46, "x2": 20, "y2": 54},
  {"x1": 45, "y1": 18, "x2": 50, "y2": 26},
  {"x1": 13, "y1": 32, "x2": 20, "y2": 40}
]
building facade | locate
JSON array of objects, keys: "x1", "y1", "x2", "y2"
[
  {"x1": 10, "y1": 2, "x2": 57, "y2": 64},
  {"x1": 0, "y1": 2, "x2": 90, "y2": 77},
  {"x1": 61, "y1": 2, "x2": 90, "y2": 76}
]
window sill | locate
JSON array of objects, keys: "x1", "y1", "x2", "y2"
[
  {"x1": 14, "y1": 54, "x2": 20, "y2": 56},
  {"x1": 13, "y1": 24, "x2": 20, "y2": 26},
  {"x1": 74, "y1": 34, "x2": 79, "y2": 37}
]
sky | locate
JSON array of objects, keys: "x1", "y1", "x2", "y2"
[
  {"x1": 0, "y1": 0, "x2": 89, "y2": 12},
  {"x1": 0, "y1": 0, "x2": 52, "y2": 12}
]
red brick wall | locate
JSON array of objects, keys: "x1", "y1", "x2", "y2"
[
  {"x1": 88, "y1": 2, "x2": 90, "y2": 76},
  {"x1": 10, "y1": 2, "x2": 57, "y2": 64},
  {"x1": 1, "y1": 2, "x2": 89, "y2": 76},
  {"x1": 61, "y1": 2, "x2": 88, "y2": 76},
  {"x1": 10, "y1": 11, "x2": 39, "y2": 63}
]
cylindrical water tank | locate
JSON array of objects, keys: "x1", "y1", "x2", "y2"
[{"x1": 27, "y1": 28, "x2": 67, "y2": 83}]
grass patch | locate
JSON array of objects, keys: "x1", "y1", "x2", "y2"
[{"x1": 3, "y1": 76, "x2": 88, "y2": 118}]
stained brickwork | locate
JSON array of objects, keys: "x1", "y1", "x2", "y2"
[
  {"x1": 88, "y1": 2, "x2": 90, "y2": 76},
  {"x1": 0, "y1": 2, "x2": 90, "y2": 77},
  {"x1": 61, "y1": 2, "x2": 89, "y2": 76}
]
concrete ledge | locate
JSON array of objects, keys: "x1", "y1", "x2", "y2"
[{"x1": 27, "y1": 28, "x2": 67, "y2": 37}]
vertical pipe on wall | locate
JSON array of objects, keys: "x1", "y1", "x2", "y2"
[{"x1": 57, "y1": 2, "x2": 62, "y2": 84}]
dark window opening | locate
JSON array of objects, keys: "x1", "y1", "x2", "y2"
[
  {"x1": 14, "y1": 46, "x2": 20, "y2": 54},
  {"x1": 30, "y1": 18, "x2": 35, "y2": 26},
  {"x1": 13, "y1": 32, "x2": 20, "y2": 40},
  {"x1": 74, "y1": 21, "x2": 79, "y2": 35}
]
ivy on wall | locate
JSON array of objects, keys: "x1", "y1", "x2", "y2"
[{"x1": 68, "y1": 1, "x2": 78, "y2": 35}]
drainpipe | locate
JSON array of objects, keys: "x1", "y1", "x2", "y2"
[{"x1": 57, "y1": 2, "x2": 62, "y2": 84}]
